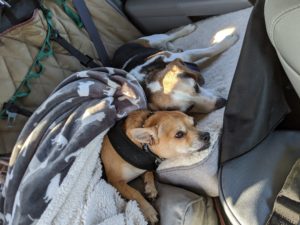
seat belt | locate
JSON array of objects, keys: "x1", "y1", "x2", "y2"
[
  {"x1": 50, "y1": 29, "x2": 101, "y2": 68},
  {"x1": 266, "y1": 159, "x2": 300, "y2": 225},
  {"x1": 73, "y1": 0, "x2": 111, "y2": 66}
]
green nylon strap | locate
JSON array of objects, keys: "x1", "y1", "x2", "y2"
[
  {"x1": 55, "y1": 0, "x2": 83, "y2": 28},
  {"x1": 0, "y1": 3, "x2": 55, "y2": 119}
]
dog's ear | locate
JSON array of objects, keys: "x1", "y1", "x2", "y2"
[
  {"x1": 129, "y1": 127, "x2": 158, "y2": 145},
  {"x1": 181, "y1": 65, "x2": 205, "y2": 86},
  {"x1": 141, "y1": 57, "x2": 167, "y2": 78},
  {"x1": 168, "y1": 59, "x2": 205, "y2": 85}
]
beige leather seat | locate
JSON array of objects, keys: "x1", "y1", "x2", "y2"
[
  {"x1": 265, "y1": 0, "x2": 300, "y2": 98},
  {"x1": 219, "y1": 2, "x2": 300, "y2": 225}
]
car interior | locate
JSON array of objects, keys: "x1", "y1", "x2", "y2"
[{"x1": 0, "y1": 0, "x2": 299, "y2": 224}]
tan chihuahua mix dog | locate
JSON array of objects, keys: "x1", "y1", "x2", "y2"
[{"x1": 101, "y1": 110, "x2": 210, "y2": 224}]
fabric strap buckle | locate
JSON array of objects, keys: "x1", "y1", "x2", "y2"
[
  {"x1": 50, "y1": 29, "x2": 100, "y2": 68},
  {"x1": 6, "y1": 110, "x2": 17, "y2": 128},
  {"x1": 81, "y1": 54, "x2": 96, "y2": 68},
  {"x1": 142, "y1": 144, "x2": 163, "y2": 166}
]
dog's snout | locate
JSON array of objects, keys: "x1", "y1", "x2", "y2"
[
  {"x1": 199, "y1": 132, "x2": 210, "y2": 143},
  {"x1": 215, "y1": 98, "x2": 227, "y2": 109}
]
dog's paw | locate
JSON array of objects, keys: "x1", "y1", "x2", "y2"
[
  {"x1": 166, "y1": 42, "x2": 183, "y2": 52},
  {"x1": 223, "y1": 33, "x2": 239, "y2": 47},
  {"x1": 181, "y1": 24, "x2": 197, "y2": 34},
  {"x1": 145, "y1": 183, "x2": 158, "y2": 200},
  {"x1": 142, "y1": 205, "x2": 159, "y2": 225}
]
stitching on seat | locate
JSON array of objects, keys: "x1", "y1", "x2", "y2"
[
  {"x1": 55, "y1": 17, "x2": 98, "y2": 59},
  {"x1": 56, "y1": 20, "x2": 73, "y2": 43},
  {"x1": 0, "y1": 10, "x2": 38, "y2": 36},
  {"x1": 1, "y1": 57, "x2": 16, "y2": 90},
  {"x1": 218, "y1": 167, "x2": 241, "y2": 225},
  {"x1": 182, "y1": 197, "x2": 207, "y2": 225},
  {"x1": 276, "y1": 51, "x2": 300, "y2": 78},
  {"x1": 270, "y1": 4, "x2": 300, "y2": 43},
  {"x1": 271, "y1": 8, "x2": 300, "y2": 76}
]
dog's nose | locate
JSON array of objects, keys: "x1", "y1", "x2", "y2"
[
  {"x1": 199, "y1": 132, "x2": 210, "y2": 143},
  {"x1": 215, "y1": 98, "x2": 227, "y2": 109}
]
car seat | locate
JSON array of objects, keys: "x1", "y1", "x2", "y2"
[{"x1": 219, "y1": 0, "x2": 300, "y2": 224}]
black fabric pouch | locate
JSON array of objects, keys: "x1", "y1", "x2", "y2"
[
  {"x1": 0, "y1": 0, "x2": 38, "y2": 33},
  {"x1": 220, "y1": 0, "x2": 299, "y2": 163}
]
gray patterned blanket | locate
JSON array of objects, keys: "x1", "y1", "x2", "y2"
[{"x1": 0, "y1": 68, "x2": 147, "y2": 225}]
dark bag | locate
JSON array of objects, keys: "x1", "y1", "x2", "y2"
[
  {"x1": 220, "y1": 0, "x2": 300, "y2": 163},
  {"x1": 0, "y1": 0, "x2": 38, "y2": 33}
]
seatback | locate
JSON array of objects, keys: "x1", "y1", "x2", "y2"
[
  {"x1": 0, "y1": 0, "x2": 141, "y2": 155},
  {"x1": 265, "y1": 0, "x2": 300, "y2": 98},
  {"x1": 219, "y1": 0, "x2": 300, "y2": 224}
]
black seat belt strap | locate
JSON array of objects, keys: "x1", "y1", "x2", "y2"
[
  {"x1": 73, "y1": 0, "x2": 111, "y2": 66},
  {"x1": 50, "y1": 30, "x2": 100, "y2": 68}
]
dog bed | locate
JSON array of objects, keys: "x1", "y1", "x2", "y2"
[{"x1": 156, "y1": 7, "x2": 253, "y2": 197}]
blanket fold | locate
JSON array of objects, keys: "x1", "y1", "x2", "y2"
[{"x1": 0, "y1": 68, "x2": 147, "y2": 225}]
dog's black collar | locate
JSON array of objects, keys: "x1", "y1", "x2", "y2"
[
  {"x1": 107, "y1": 112, "x2": 164, "y2": 171},
  {"x1": 183, "y1": 62, "x2": 200, "y2": 72}
]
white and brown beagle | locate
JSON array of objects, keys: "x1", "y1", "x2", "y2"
[{"x1": 112, "y1": 24, "x2": 239, "y2": 113}]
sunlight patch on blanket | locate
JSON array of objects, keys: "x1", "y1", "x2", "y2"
[
  {"x1": 79, "y1": 111, "x2": 106, "y2": 127},
  {"x1": 82, "y1": 101, "x2": 107, "y2": 120}
]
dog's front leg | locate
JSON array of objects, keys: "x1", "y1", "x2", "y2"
[
  {"x1": 144, "y1": 172, "x2": 158, "y2": 200},
  {"x1": 112, "y1": 180, "x2": 159, "y2": 224}
]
